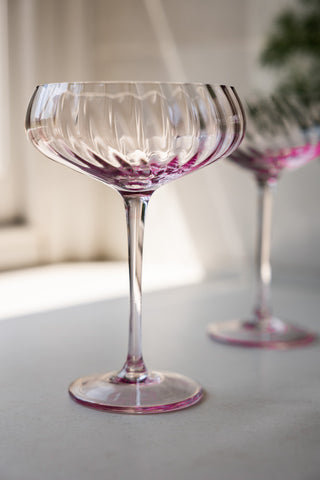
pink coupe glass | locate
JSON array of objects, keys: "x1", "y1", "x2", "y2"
[
  {"x1": 207, "y1": 93, "x2": 319, "y2": 349},
  {"x1": 26, "y1": 82, "x2": 245, "y2": 413}
]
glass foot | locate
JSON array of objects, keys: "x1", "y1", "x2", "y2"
[
  {"x1": 207, "y1": 317, "x2": 317, "y2": 349},
  {"x1": 69, "y1": 371, "x2": 203, "y2": 413}
]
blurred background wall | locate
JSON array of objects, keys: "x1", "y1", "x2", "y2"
[{"x1": 0, "y1": 0, "x2": 319, "y2": 282}]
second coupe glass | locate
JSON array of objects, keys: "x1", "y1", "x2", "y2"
[
  {"x1": 207, "y1": 93, "x2": 319, "y2": 349},
  {"x1": 26, "y1": 82, "x2": 245, "y2": 412}
]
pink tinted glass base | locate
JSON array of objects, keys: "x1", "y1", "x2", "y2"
[
  {"x1": 69, "y1": 371, "x2": 203, "y2": 414},
  {"x1": 207, "y1": 317, "x2": 317, "y2": 350}
]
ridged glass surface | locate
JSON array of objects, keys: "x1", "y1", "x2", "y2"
[
  {"x1": 207, "y1": 92, "x2": 319, "y2": 349},
  {"x1": 229, "y1": 94, "x2": 320, "y2": 183},
  {"x1": 26, "y1": 82, "x2": 245, "y2": 193},
  {"x1": 25, "y1": 81, "x2": 246, "y2": 413}
]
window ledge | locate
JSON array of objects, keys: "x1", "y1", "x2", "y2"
[{"x1": 0, "y1": 224, "x2": 45, "y2": 270}]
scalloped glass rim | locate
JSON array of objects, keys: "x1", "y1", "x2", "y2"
[{"x1": 34, "y1": 80, "x2": 236, "y2": 89}]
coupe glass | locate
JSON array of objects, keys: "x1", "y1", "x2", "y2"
[
  {"x1": 207, "y1": 93, "x2": 320, "y2": 349},
  {"x1": 26, "y1": 82, "x2": 245, "y2": 413}
]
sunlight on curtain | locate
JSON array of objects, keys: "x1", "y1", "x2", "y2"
[
  {"x1": 0, "y1": 0, "x2": 9, "y2": 178},
  {"x1": 4, "y1": 0, "x2": 317, "y2": 286},
  {"x1": 7, "y1": 0, "x2": 206, "y2": 285}
]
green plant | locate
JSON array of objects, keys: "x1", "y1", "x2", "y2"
[{"x1": 260, "y1": 0, "x2": 320, "y2": 99}]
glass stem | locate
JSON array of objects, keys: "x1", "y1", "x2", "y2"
[
  {"x1": 253, "y1": 179, "x2": 274, "y2": 322},
  {"x1": 117, "y1": 193, "x2": 151, "y2": 383}
]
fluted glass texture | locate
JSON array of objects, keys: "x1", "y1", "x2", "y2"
[
  {"x1": 25, "y1": 82, "x2": 246, "y2": 413},
  {"x1": 207, "y1": 92, "x2": 319, "y2": 349},
  {"x1": 26, "y1": 82, "x2": 245, "y2": 193},
  {"x1": 229, "y1": 93, "x2": 320, "y2": 183}
]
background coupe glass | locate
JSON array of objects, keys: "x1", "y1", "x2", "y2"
[
  {"x1": 207, "y1": 93, "x2": 320, "y2": 349},
  {"x1": 26, "y1": 82, "x2": 245, "y2": 413}
]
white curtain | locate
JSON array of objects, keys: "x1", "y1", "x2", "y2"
[
  {"x1": 4, "y1": 0, "x2": 317, "y2": 278},
  {"x1": 0, "y1": 0, "x2": 16, "y2": 221},
  {"x1": 5, "y1": 0, "x2": 208, "y2": 279}
]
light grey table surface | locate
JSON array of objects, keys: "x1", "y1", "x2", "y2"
[{"x1": 1, "y1": 277, "x2": 319, "y2": 480}]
